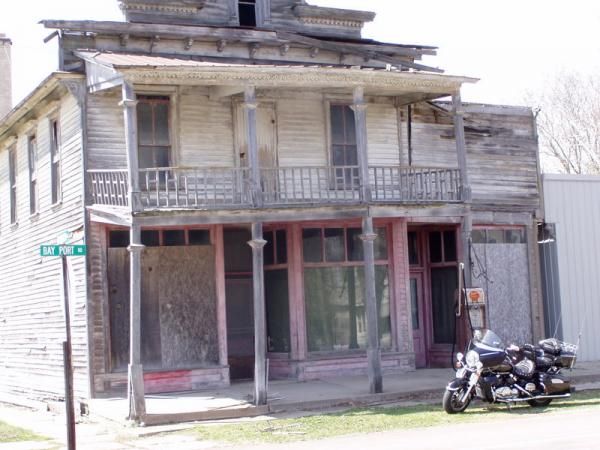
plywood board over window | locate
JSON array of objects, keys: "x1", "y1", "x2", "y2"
[{"x1": 107, "y1": 246, "x2": 219, "y2": 372}]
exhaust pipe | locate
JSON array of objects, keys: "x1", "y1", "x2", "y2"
[{"x1": 496, "y1": 393, "x2": 571, "y2": 403}]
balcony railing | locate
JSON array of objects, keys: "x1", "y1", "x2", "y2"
[
  {"x1": 89, "y1": 166, "x2": 462, "y2": 210},
  {"x1": 139, "y1": 167, "x2": 251, "y2": 208},
  {"x1": 89, "y1": 169, "x2": 129, "y2": 207}
]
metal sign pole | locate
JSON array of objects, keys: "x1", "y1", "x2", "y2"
[{"x1": 61, "y1": 254, "x2": 76, "y2": 450}]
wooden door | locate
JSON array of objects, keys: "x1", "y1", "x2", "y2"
[
  {"x1": 234, "y1": 102, "x2": 278, "y2": 200},
  {"x1": 410, "y1": 273, "x2": 427, "y2": 368}
]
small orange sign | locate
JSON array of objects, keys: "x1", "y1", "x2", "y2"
[{"x1": 466, "y1": 288, "x2": 485, "y2": 305}]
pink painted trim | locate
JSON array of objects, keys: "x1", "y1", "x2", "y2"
[{"x1": 289, "y1": 224, "x2": 308, "y2": 360}]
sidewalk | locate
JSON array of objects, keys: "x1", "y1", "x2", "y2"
[
  {"x1": 90, "y1": 367, "x2": 451, "y2": 426},
  {"x1": 1, "y1": 362, "x2": 599, "y2": 450},
  {"x1": 89, "y1": 361, "x2": 600, "y2": 425}
]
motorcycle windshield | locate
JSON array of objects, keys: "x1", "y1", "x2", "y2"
[{"x1": 472, "y1": 329, "x2": 504, "y2": 349}]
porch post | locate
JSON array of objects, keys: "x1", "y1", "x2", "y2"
[
  {"x1": 361, "y1": 215, "x2": 383, "y2": 394},
  {"x1": 248, "y1": 223, "x2": 268, "y2": 405},
  {"x1": 127, "y1": 223, "x2": 146, "y2": 421},
  {"x1": 243, "y1": 86, "x2": 263, "y2": 207},
  {"x1": 453, "y1": 91, "x2": 473, "y2": 285},
  {"x1": 121, "y1": 81, "x2": 142, "y2": 212},
  {"x1": 353, "y1": 87, "x2": 372, "y2": 203}
]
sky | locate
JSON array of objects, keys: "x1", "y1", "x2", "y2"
[{"x1": 1, "y1": 0, "x2": 599, "y2": 108}]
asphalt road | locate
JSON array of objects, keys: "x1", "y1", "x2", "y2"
[{"x1": 235, "y1": 404, "x2": 600, "y2": 450}]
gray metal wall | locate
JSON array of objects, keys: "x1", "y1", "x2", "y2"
[{"x1": 543, "y1": 174, "x2": 600, "y2": 361}]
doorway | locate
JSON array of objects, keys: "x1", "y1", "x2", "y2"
[
  {"x1": 223, "y1": 228, "x2": 255, "y2": 379},
  {"x1": 234, "y1": 101, "x2": 279, "y2": 201},
  {"x1": 408, "y1": 228, "x2": 459, "y2": 368}
]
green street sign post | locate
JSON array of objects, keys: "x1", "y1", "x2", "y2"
[{"x1": 40, "y1": 242, "x2": 86, "y2": 450}]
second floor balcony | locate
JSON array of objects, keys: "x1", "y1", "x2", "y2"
[{"x1": 89, "y1": 165, "x2": 462, "y2": 211}]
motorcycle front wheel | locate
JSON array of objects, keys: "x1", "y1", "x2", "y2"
[{"x1": 443, "y1": 386, "x2": 471, "y2": 414}]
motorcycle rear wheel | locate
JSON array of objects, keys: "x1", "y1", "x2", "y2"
[
  {"x1": 527, "y1": 398, "x2": 552, "y2": 407},
  {"x1": 443, "y1": 387, "x2": 471, "y2": 414}
]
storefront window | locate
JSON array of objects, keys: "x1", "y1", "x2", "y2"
[{"x1": 303, "y1": 226, "x2": 391, "y2": 352}]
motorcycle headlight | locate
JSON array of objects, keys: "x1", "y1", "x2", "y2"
[
  {"x1": 456, "y1": 352, "x2": 464, "y2": 362},
  {"x1": 466, "y1": 350, "x2": 480, "y2": 368}
]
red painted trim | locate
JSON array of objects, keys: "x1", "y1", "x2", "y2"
[
  {"x1": 289, "y1": 224, "x2": 308, "y2": 360},
  {"x1": 390, "y1": 220, "x2": 411, "y2": 354}
]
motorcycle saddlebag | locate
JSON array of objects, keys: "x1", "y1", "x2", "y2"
[
  {"x1": 539, "y1": 338, "x2": 561, "y2": 355},
  {"x1": 541, "y1": 373, "x2": 571, "y2": 395}
]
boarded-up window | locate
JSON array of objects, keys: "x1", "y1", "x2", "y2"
[{"x1": 108, "y1": 246, "x2": 219, "y2": 371}]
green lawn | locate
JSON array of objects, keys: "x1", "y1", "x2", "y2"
[
  {"x1": 0, "y1": 420, "x2": 47, "y2": 443},
  {"x1": 193, "y1": 390, "x2": 600, "y2": 445}
]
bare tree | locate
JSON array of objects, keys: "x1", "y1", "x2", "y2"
[{"x1": 529, "y1": 71, "x2": 600, "y2": 174}]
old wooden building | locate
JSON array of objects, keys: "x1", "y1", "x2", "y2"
[{"x1": 0, "y1": 0, "x2": 544, "y2": 420}]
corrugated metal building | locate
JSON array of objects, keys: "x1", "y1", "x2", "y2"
[{"x1": 542, "y1": 174, "x2": 600, "y2": 361}]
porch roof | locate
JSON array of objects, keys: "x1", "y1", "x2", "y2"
[{"x1": 75, "y1": 50, "x2": 478, "y2": 101}]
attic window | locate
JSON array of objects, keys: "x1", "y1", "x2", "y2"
[{"x1": 239, "y1": 0, "x2": 257, "y2": 27}]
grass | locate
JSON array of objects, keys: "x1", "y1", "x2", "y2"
[
  {"x1": 192, "y1": 389, "x2": 600, "y2": 445},
  {"x1": 0, "y1": 420, "x2": 48, "y2": 443}
]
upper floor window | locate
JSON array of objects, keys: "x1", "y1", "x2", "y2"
[
  {"x1": 238, "y1": 0, "x2": 257, "y2": 27},
  {"x1": 28, "y1": 135, "x2": 38, "y2": 215},
  {"x1": 137, "y1": 95, "x2": 171, "y2": 169},
  {"x1": 330, "y1": 104, "x2": 358, "y2": 186},
  {"x1": 50, "y1": 119, "x2": 62, "y2": 204},
  {"x1": 8, "y1": 146, "x2": 17, "y2": 224}
]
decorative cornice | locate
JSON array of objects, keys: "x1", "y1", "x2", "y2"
[
  {"x1": 119, "y1": 0, "x2": 206, "y2": 19},
  {"x1": 300, "y1": 17, "x2": 363, "y2": 28},
  {"x1": 120, "y1": 67, "x2": 470, "y2": 93}
]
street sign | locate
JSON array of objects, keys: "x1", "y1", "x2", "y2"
[{"x1": 40, "y1": 245, "x2": 87, "y2": 257}]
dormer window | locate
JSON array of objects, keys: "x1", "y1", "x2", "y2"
[{"x1": 239, "y1": 0, "x2": 257, "y2": 27}]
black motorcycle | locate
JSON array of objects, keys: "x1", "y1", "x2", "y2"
[{"x1": 443, "y1": 329, "x2": 577, "y2": 414}]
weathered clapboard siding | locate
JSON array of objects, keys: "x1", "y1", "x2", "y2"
[
  {"x1": 0, "y1": 92, "x2": 88, "y2": 400},
  {"x1": 411, "y1": 102, "x2": 539, "y2": 211},
  {"x1": 367, "y1": 104, "x2": 401, "y2": 166},
  {"x1": 276, "y1": 96, "x2": 327, "y2": 167},
  {"x1": 269, "y1": 0, "x2": 367, "y2": 39},
  {"x1": 86, "y1": 91, "x2": 127, "y2": 170},
  {"x1": 178, "y1": 89, "x2": 235, "y2": 167}
]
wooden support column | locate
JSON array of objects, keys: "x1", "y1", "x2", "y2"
[
  {"x1": 453, "y1": 92, "x2": 473, "y2": 286},
  {"x1": 353, "y1": 87, "x2": 371, "y2": 203},
  {"x1": 248, "y1": 223, "x2": 267, "y2": 405},
  {"x1": 360, "y1": 215, "x2": 383, "y2": 394},
  {"x1": 120, "y1": 81, "x2": 142, "y2": 212},
  {"x1": 127, "y1": 223, "x2": 146, "y2": 421},
  {"x1": 213, "y1": 225, "x2": 229, "y2": 370},
  {"x1": 243, "y1": 86, "x2": 263, "y2": 208}
]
